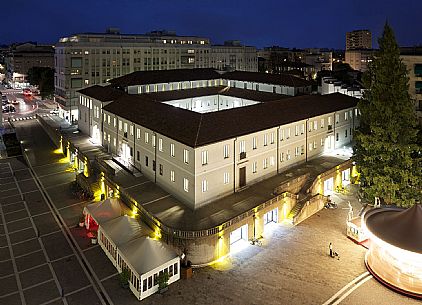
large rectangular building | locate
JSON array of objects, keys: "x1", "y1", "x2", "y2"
[
  {"x1": 55, "y1": 29, "x2": 258, "y2": 123},
  {"x1": 78, "y1": 69, "x2": 358, "y2": 209}
]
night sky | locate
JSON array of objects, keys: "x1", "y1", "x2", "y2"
[{"x1": 2, "y1": 0, "x2": 421, "y2": 49}]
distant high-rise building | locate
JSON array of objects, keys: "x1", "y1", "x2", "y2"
[
  {"x1": 54, "y1": 29, "x2": 257, "y2": 123},
  {"x1": 344, "y1": 49, "x2": 375, "y2": 72},
  {"x1": 346, "y1": 30, "x2": 372, "y2": 50}
]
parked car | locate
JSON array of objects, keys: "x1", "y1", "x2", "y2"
[
  {"x1": 2, "y1": 105, "x2": 16, "y2": 113},
  {"x1": 23, "y1": 88, "x2": 32, "y2": 96}
]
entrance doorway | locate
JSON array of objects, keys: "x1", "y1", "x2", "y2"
[
  {"x1": 342, "y1": 168, "x2": 351, "y2": 186},
  {"x1": 264, "y1": 208, "x2": 278, "y2": 225},
  {"x1": 325, "y1": 135, "x2": 335, "y2": 151},
  {"x1": 239, "y1": 167, "x2": 246, "y2": 188},
  {"x1": 324, "y1": 177, "x2": 334, "y2": 195},
  {"x1": 230, "y1": 224, "x2": 248, "y2": 252}
]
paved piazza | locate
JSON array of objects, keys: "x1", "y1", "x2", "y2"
[{"x1": 0, "y1": 119, "x2": 420, "y2": 305}]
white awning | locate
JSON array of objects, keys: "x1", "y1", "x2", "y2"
[
  {"x1": 100, "y1": 215, "x2": 145, "y2": 247},
  {"x1": 84, "y1": 198, "x2": 122, "y2": 225},
  {"x1": 119, "y1": 237, "x2": 179, "y2": 276}
]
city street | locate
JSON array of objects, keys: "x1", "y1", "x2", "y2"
[{"x1": 0, "y1": 119, "x2": 419, "y2": 305}]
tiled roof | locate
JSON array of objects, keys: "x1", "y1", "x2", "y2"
[
  {"x1": 107, "y1": 68, "x2": 313, "y2": 88},
  {"x1": 223, "y1": 71, "x2": 313, "y2": 87},
  {"x1": 108, "y1": 68, "x2": 222, "y2": 87},
  {"x1": 77, "y1": 85, "x2": 125, "y2": 102},
  {"x1": 103, "y1": 92, "x2": 357, "y2": 147}
]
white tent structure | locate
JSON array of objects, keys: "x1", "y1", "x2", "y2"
[
  {"x1": 116, "y1": 237, "x2": 180, "y2": 300},
  {"x1": 98, "y1": 215, "x2": 146, "y2": 267},
  {"x1": 83, "y1": 198, "x2": 123, "y2": 230}
]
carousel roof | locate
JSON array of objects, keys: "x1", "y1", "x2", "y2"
[
  {"x1": 84, "y1": 198, "x2": 123, "y2": 225},
  {"x1": 365, "y1": 205, "x2": 422, "y2": 254},
  {"x1": 100, "y1": 215, "x2": 147, "y2": 247}
]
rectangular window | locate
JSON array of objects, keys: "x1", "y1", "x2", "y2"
[
  {"x1": 295, "y1": 125, "x2": 299, "y2": 136},
  {"x1": 321, "y1": 118, "x2": 325, "y2": 128},
  {"x1": 143, "y1": 279, "x2": 147, "y2": 292},
  {"x1": 252, "y1": 161, "x2": 257, "y2": 173},
  {"x1": 158, "y1": 138, "x2": 163, "y2": 152},
  {"x1": 148, "y1": 276, "x2": 152, "y2": 289},
  {"x1": 345, "y1": 130, "x2": 348, "y2": 138},
  {"x1": 159, "y1": 164, "x2": 163, "y2": 175},
  {"x1": 287, "y1": 128, "x2": 291, "y2": 139},
  {"x1": 270, "y1": 132, "x2": 275, "y2": 144},
  {"x1": 313, "y1": 141, "x2": 317, "y2": 149},
  {"x1": 123, "y1": 123, "x2": 127, "y2": 133},
  {"x1": 223, "y1": 144, "x2": 230, "y2": 158},
  {"x1": 223, "y1": 172, "x2": 229, "y2": 184},
  {"x1": 137, "y1": 151, "x2": 140, "y2": 161},
  {"x1": 145, "y1": 156, "x2": 149, "y2": 167},
  {"x1": 145, "y1": 132, "x2": 149, "y2": 144},
  {"x1": 344, "y1": 112, "x2": 348, "y2": 121},
  {"x1": 136, "y1": 128, "x2": 141, "y2": 139},
  {"x1": 154, "y1": 274, "x2": 158, "y2": 286},
  {"x1": 152, "y1": 135, "x2": 156, "y2": 147},
  {"x1": 170, "y1": 143, "x2": 175, "y2": 157},
  {"x1": 270, "y1": 156, "x2": 275, "y2": 166},
  {"x1": 263, "y1": 158, "x2": 268, "y2": 169},
  {"x1": 183, "y1": 149, "x2": 189, "y2": 164},
  {"x1": 301, "y1": 145, "x2": 305, "y2": 155},
  {"x1": 174, "y1": 263, "x2": 178, "y2": 275},
  {"x1": 201, "y1": 151, "x2": 208, "y2": 165},
  {"x1": 170, "y1": 170, "x2": 175, "y2": 182},
  {"x1": 113, "y1": 117, "x2": 116, "y2": 127},
  {"x1": 183, "y1": 178, "x2": 189, "y2": 192},
  {"x1": 335, "y1": 114, "x2": 339, "y2": 124},
  {"x1": 252, "y1": 137, "x2": 257, "y2": 150},
  {"x1": 130, "y1": 125, "x2": 133, "y2": 136},
  {"x1": 201, "y1": 180, "x2": 208, "y2": 192},
  {"x1": 119, "y1": 120, "x2": 122, "y2": 131},
  {"x1": 239, "y1": 140, "x2": 246, "y2": 153},
  {"x1": 336, "y1": 133, "x2": 339, "y2": 141},
  {"x1": 280, "y1": 152, "x2": 284, "y2": 162},
  {"x1": 264, "y1": 134, "x2": 268, "y2": 146},
  {"x1": 280, "y1": 129, "x2": 284, "y2": 141},
  {"x1": 113, "y1": 138, "x2": 116, "y2": 147},
  {"x1": 295, "y1": 147, "x2": 300, "y2": 156},
  {"x1": 309, "y1": 143, "x2": 313, "y2": 151},
  {"x1": 287, "y1": 150, "x2": 291, "y2": 160},
  {"x1": 313, "y1": 121, "x2": 318, "y2": 130}
]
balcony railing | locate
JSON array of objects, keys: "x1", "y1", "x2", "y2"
[{"x1": 240, "y1": 152, "x2": 247, "y2": 160}]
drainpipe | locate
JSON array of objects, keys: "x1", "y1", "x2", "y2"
[
  {"x1": 233, "y1": 137, "x2": 237, "y2": 194},
  {"x1": 154, "y1": 132, "x2": 157, "y2": 184},
  {"x1": 277, "y1": 126, "x2": 280, "y2": 174},
  {"x1": 333, "y1": 112, "x2": 336, "y2": 150},
  {"x1": 115, "y1": 115, "x2": 118, "y2": 156},
  {"x1": 133, "y1": 124, "x2": 136, "y2": 169},
  {"x1": 305, "y1": 119, "x2": 308, "y2": 162}
]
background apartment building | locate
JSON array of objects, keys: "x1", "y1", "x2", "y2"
[
  {"x1": 5, "y1": 42, "x2": 54, "y2": 86},
  {"x1": 55, "y1": 29, "x2": 258, "y2": 123},
  {"x1": 346, "y1": 30, "x2": 372, "y2": 50},
  {"x1": 400, "y1": 47, "x2": 422, "y2": 124},
  {"x1": 344, "y1": 49, "x2": 375, "y2": 72}
]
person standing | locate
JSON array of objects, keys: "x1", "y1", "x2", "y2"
[{"x1": 329, "y1": 242, "x2": 333, "y2": 257}]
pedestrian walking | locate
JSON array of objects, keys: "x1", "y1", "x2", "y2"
[{"x1": 329, "y1": 242, "x2": 333, "y2": 257}]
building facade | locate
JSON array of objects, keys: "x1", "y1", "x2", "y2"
[
  {"x1": 55, "y1": 29, "x2": 257, "y2": 122},
  {"x1": 78, "y1": 70, "x2": 358, "y2": 210},
  {"x1": 400, "y1": 47, "x2": 422, "y2": 124},
  {"x1": 344, "y1": 49, "x2": 375, "y2": 72},
  {"x1": 346, "y1": 30, "x2": 372, "y2": 50},
  {"x1": 5, "y1": 42, "x2": 54, "y2": 85}
]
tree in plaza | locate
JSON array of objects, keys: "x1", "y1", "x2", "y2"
[
  {"x1": 27, "y1": 66, "x2": 54, "y2": 99},
  {"x1": 353, "y1": 22, "x2": 422, "y2": 207}
]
